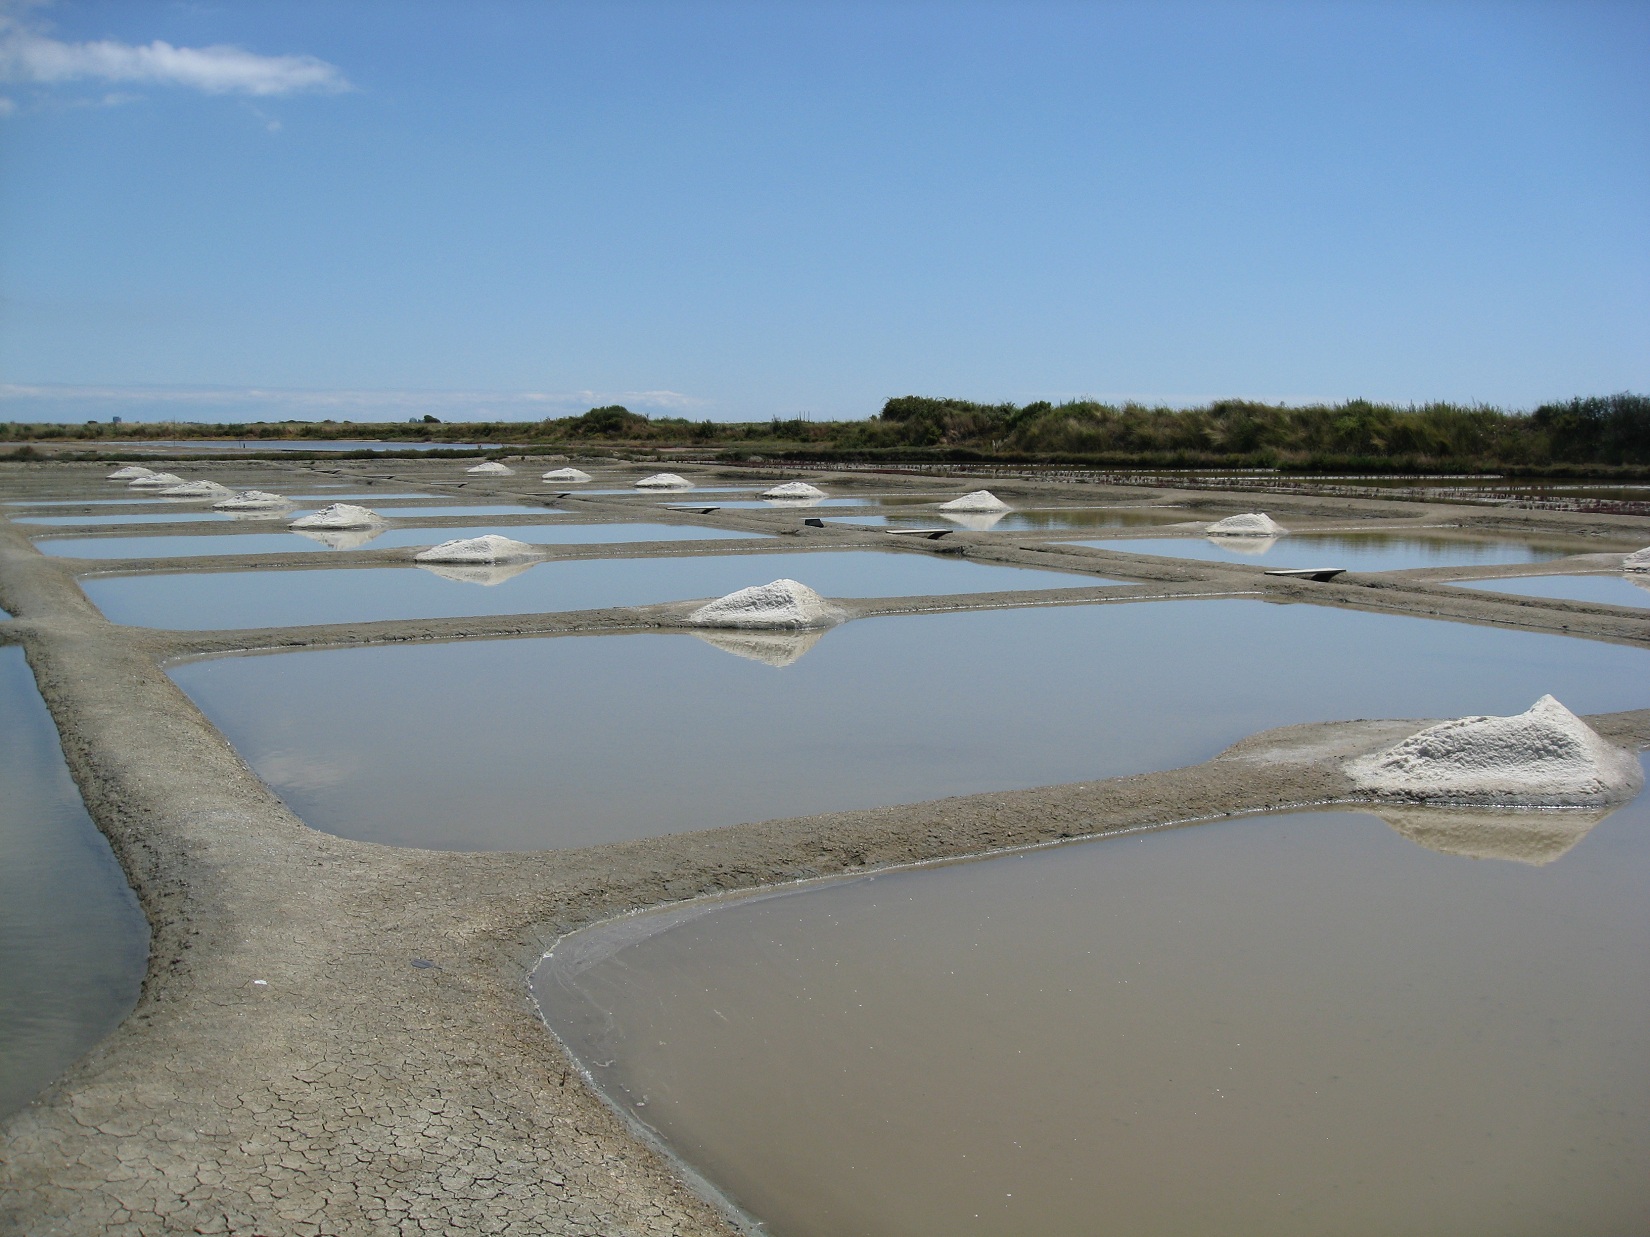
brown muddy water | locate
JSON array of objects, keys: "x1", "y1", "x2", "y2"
[
  {"x1": 0, "y1": 647, "x2": 149, "y2": 1118},
  {"x1": 168, "y1": 601, "x2": 1650, "y2": 849},
  {"x1": 535, "y1": 787, "x2": 1650, "y2": 1237}
]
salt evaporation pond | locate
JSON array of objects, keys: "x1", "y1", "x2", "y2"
[
  {"x1": 535, "y1": 785, "x2": 1650, "y2": 1237},
  {"x1": 86, "y1": 551, "x2": 1104, "y2": 630},
  {"x1": 828, "y1": 508, "x2": 1189, "y2": 533},
  {"x1": 38, "y1": 523, "x2": 764, "y2": 559},
  {"x1": 0, "y1": 647, "x2": 148, "y2": 1118},
  {"x1": 15, "y1": 511, "x2": 241, "y2": 527},
  {"x1": 170, "y1": 601, "x2": 1650, "y2": 849},
  {"x1": 1453, "y1": 573, "x2": 1650, "y2": 610},
  {"x1": 1072, "y1": 531, "x2": 1590, "y2": 570}
]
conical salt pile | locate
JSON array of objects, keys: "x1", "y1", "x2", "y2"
[
  {"x1": 1345, "y1": 695, "x2": 1644, "y2": 806},
  {"x1": 687, "y1": 579, "x2": 844, "y2": 629},
  {"x1": 128, "y1": 472, "x2": 184, "y2": 488},
  {"x1": 290, "y1": 503, "x2": 384, "y2": 530},
  {"x1": 635, "y1": 472, "x2": 693, "y2": 489},
  {"x1": 1624, "y1": 547, "x2": 1650, "y2": 573},
  {"x1": 1206, "y1": 512, "x2": 1286, "y2": 536},
  {"x1": 543, "y1": 467, "x2": 593, "y2": 482},
  {"x1": 214, "y1": 490, "x2": 291, "y2": 510},
  {"x1": 107, "y1": 466, "x2": 156, "y2": 480},
  {"x1": 158, "y1": 480, "x2": 234, "y2": 498},
  {"x1": 413, "y1": 535, "x2": 538, "y2": 564},
  {"x1": 762, "y1": 481, "x2": 828, "y2": 499},
  {"x1": 467, "y1": 461, "x2": 515, "y2": 475},
  {"x1": 938, "y1": 490, "x2": 1010, "y2": 513}
]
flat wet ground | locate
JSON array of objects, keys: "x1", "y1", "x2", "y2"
[
  {"x1": 36, "y1": 522, "x2": 766, "y2": 558},
  {"x1": 85, "y1": 549, "x2": 1104, "y2": 629},
  {"x1": 1069, "y1": 531, "x2": 1595, "y2": 570},
  {"x1": 0, "y1": 648, "x2": 149, "y2": 1118},
  {"x1": 170, "y1": 601, "x2": 1649, "y2": 849},
  {"x1": 537, "y1": 786, "x2": 1650, "y2": 1237},
  {"x1": 1453, "y1": 573, "x2": 1650, "y2": 609}
]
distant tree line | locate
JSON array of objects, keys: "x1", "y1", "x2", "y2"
[{"x1": 5, "y1": 392, "x2": 1647, "y2": 472}]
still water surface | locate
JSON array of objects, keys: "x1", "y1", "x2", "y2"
[
  {"x1": 1072, "y1": 532, "x2": 1589, "y2": 571},
  {"x1": 0, "y1": 648, "x2": 148, "y2": 1118},
  {"x1": 536, "y1": 792, "x2": 1650, "y2": 1236},
  {"x1": 1453, "y1": 573, "x2": 1650, "y2": 610},
  {"x1": 170, "y1": 601, "x2": 1649, "y2": 849}
]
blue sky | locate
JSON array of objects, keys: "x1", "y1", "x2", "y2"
[{"x1": 1, "y1": 1, "x2": 1646, "y2": 423}]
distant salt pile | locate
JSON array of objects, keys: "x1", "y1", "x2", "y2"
[
  {"x1": 413, "y1": 535, "x2": 538, "y2": 564},
  {"x1": 543, "y1": 467, "x2": 593, "y2": 483},
  {"x1": 1345, "y1": 695, "x2": 1644, "y2": 807},
  {"x1": 127, "y1": 472, "x2": 185, "y2": 489},
  {"x1": 938, "y1": 490, "x2": 1010, "y2": 513},
  {"x1": 467, "y1": 461, "x2": 515, "y2": 475},
  {"x1": 762, "y1": 481, "x2": 828, "y2": 500},
  {"x1": 213, "y1": 490, "x2": 290, "y2": 511},
  {"x1": 158, "y1": 480, "x2": 234, "y2": 498},
  {"x1": 687, "y1": 579, "x2": 844, "y2": 630},
  {"x1": 635, "y1": 473, "x2": 693, "y2": 489},
  {"x1": 1206, "y1": 512, "x2": 1286, "y2": 536},
  {"x1": 1624, "y1": 547, "x2": 1650, "y2": 573},
  {"x1": 289, "y1": 503, "x2": 385, "y2": 530},
  {"x1": 107, "y1": 466, "x2": 156, "y2": 480}
]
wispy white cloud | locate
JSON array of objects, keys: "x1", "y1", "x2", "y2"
[
  {"x1": 0, "y1": 384, "x2": 716, "y2": 423},
  {"x1": 0, "y1": 7, "x2": 350, "y2": 98}
]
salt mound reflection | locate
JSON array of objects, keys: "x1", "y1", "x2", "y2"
[
  {"x1": 415, "y1": 560, "x2": 538, "y2": 587},
  {"x1": 291, "y1": 526, "x2": 386, "y2": 551},
  {"x1": 691, "y1": 627, "x2": 827, "y2": 667},
  {"x1": 1374, "y1": 803, "x2": 1618, "y2": 865}
]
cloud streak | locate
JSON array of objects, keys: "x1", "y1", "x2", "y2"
[{"x1": 0, "y1": 13, "x2": 349, "y2": 97}]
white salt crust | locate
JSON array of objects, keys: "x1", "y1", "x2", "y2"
[
  {"x1": 467, "y1": 461, "x2": 515, "y2": 475},
  {"x1": 158, "y1": 480, "x2": 234, "y2": 498},
  {"x1": 938, "y1": 490, "x2": 1010, "y2": 513},
  {"x1": 1206, "y1": 512, "x2": 1287, "y2": 536},
  {"x1": 127, "y1": 472, "x2": 185, "y2": 489},
  {"x1": 1345, "y1": 695, "x2": 1644, "y2": 807},
  {"x1": 542, "y1": 468, "x2": 593, "y2": 482},
  {"x1": 635, "y1": 473, "x2": 693, "y2": 489},
  {"x1": 1624, "y1": 546, "x2": 1650, "y2": 573},
  {"x1": 413, "y1": 535, "x2": 538, "y2": 564},
  {"x1": 686, "y1": 579, "x2": 845, "y2": 630},
  {"x1": 106, "y1": 466, "x2": 156, "y2": 480},
  {"x1": 213, "y1": 490, "x2": 291, "y2": 510},
  {"x1": 762, "y1": 481, "x2": 828, "y2": 499},
  {"x1": 289, "y1": 503, "x2": 385, "y2": 530}
]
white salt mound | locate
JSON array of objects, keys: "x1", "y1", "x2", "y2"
[
  {"x1": 1345, "y1": 695, "x2": 1644, "y2": 807},
  {"x1": 467, "y1": 461, "x2": 515, "y2": 475},
  {"x1": 213, "y1": 490, "x2": 290, "y2": 510},
  {"x1": 413, "y1": 535, "x2": 538, "y2": 564},
  {"x1": 635, "y1": 472, "x2": 693, "y2": 489},
  {"x1": 107, "y1": 465, "x2": 156, "y2": 480},
  {"x1": 158, "y1": 480, "x2": 233, "y2": 498},
  {"x1": 289, "y1": 503, "x2": 384, "y2": 530},
  {"x1": 543, "y1": 467, "x2": 593, "y2": 482},
  {"x1": 1206, "y1": 512, "x2": 1286, "y2": 536},
  {"x1": 1623, "y1": 546, "x2": 1650, "y2": 573},
  {"x1": 938, "y1": 490, "x2": 1010, "y2": 513},
  {"x1": 687, "y1": 579, "x2": 844, "y2": 630},
  {"x1": 128, "y1": 472, "x2": 185, "y2": 488},
  {"x1": 762, "y1": 481, "x2": 828, "y2": 499}
]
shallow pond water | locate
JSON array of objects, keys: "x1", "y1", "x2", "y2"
[
  {"x1": 38, "y1": 522, "x2": 762, "y2": 559},
  {"x1": 15, "y1": 511, "x2": 241, "y2": 526},
  {"x1": 1070, "y1": 531, "x2": 1590, "y2": 570},
  {"x1": 828, "y1": 508, "x2": 1190, "y2": 533},
  {"x1": 535, "y1": 788, "x2": 1650, "y2": 1237},
  {"x1": 1453, "y1": 573, "x2": 1650, "y2": 610},
  {"x1": 89, "y1": 550, "x2": 1102, "y2": 630},
  {"x1": 0, "y1": 648, "x2": 149, "y2": 1118},
  {"x1": 169, "y1": 601, "x2": 1650, "y2": 849}
]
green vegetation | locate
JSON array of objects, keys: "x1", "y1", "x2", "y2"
[{"x1": 5, "y1": 393, "x2": 1647, "y2": 473}]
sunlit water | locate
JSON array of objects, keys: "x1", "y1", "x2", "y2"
[
  {"x1": 536, "y1": 786, "x2": 1650, "y2": 1237},
  {"x1": 0, "y1": 648, "x2": 148, "y2": 1118},
  {"x1": 1070, "y1": 532, "x2": 1591, "y2": 570},
  {"x1": 169, "y1": 601, "x2": 1649, "y2": 849},
  {"x1": 1453, "y1": 573, "x2": 1650, "y2": 610},
  {"x1": 828, "y1": 508, "x2": 1191, "y2": 533}
]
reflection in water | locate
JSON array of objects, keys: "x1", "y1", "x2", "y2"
[
  {"x1": 1374, "y1": 803, "x2": 1615, "y2": 865},
  {"x1": 536, "y1": 794, "x2": 1650, "y2": 1237},
  {"x1": 291, "y1": 525, "x2": 385, "y2": 551},
  {"x1": 1206, "y1": 534, "x2": 1277, "y2": 556},
  {"x1": 939, "y1": 509, "x2": 1007, "y2": 532},
  {"x1": 691, "y1": 627, "x2": 827, "y2": 667},
  {"x1": 415, "y1": 560, "x2": 539, "y2": 588},
  {"x1": 762, "y1": 496, "x2": 826, "y2": 509}
]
